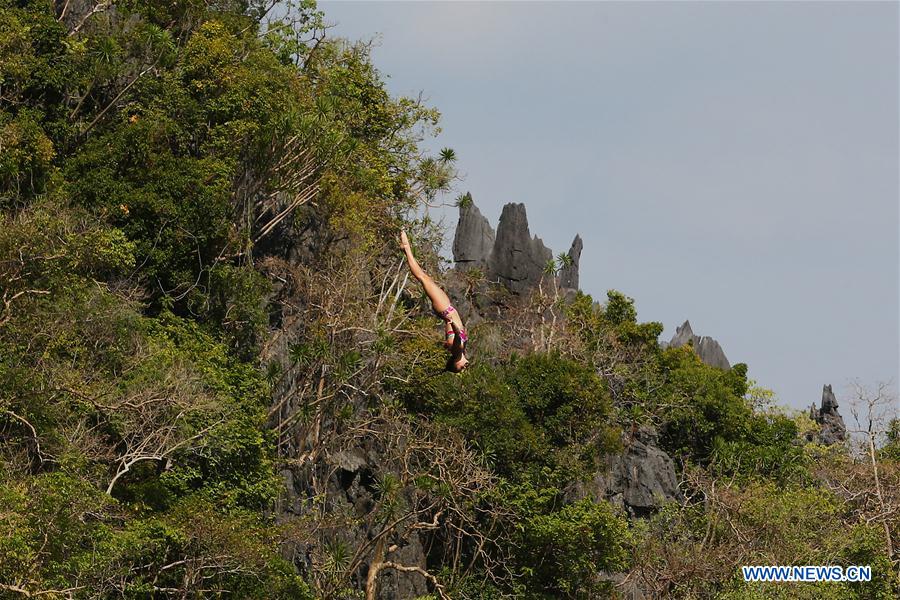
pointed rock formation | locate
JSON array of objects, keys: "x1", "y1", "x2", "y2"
[
  {"x1": 807, "y1": 384, "x2": 847, "y2": 445},
  {"x1": 489, "y1": 203, "x2": 553, "y2": 294},
  {"x1": 451, "y1": 195, "x2": 577, "y2": 296},
  {"x1": 451, "y1": 193, "x2": 495, "y2": 271},
  {"x1": 663, "y1": 320, "x2": 731, "y2": 370},
  {"x1": 559, "y1": 234, "x2": 583, "y2": 290}
]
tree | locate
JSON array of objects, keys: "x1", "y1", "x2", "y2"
[{"x1": 847, "y1": 380, "x2": 899, "y2": 565}]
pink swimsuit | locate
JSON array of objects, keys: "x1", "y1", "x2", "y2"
[{"x1": 438, "y1": 306, "x2": 468, "y2": 344}]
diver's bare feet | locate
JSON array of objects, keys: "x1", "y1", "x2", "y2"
[{"x1": 400, "y1": 230, "x2": 411, "y2": 250}]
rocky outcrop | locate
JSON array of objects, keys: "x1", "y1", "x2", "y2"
[
  {"x1": 569, "y1": 427, "x2": 681, "y2": 518},
  {"x1": 489, "y1": 203, "x2": 553, "y2": 294},
  {"x1": 602, "y1": 427, "x2": 682, "y2": 517},
  {"x1": 807, "y1": 384, "x2": 848, "y2": 445},
  {"x1": 451, "y1": 195, "x2": 578, "y2": 296},
  {"x1": 279, "y1": 449, "x2": 429, "y2": 600},
  {"x1": 451, "y1": 194, "x2": 495, "y2": 271},
  {"x1": 662, "y1": 320, "x2": 731, "y2": 370},
  {"x1": 559, "y1": 235, "x2": 583, "y2": 290}
]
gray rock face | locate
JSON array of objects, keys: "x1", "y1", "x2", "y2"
[
  {"x1": 570, "y1": 427, "x2": 681, "y2": 517},
  {"x1": 452, "y1": 196, "x2": 578, "y2": 296},
  {"x1": 821, "y1": 384, "x2": 840, "y2": 414},
  {"x1": 807, "y1": 384, "x2": 847, "y2": 445},
  {"x1": 369, "y1": 534, "x2": 429, "y2": 600},
  {"x1": 278, "y1": 450, "x2": 428, "y2": 600},
  {"x1": 603, "y1": 427, "x2": 682, "y2": 516},
  {"x1": 664, "y1": 320, "x2": 731, "y2": 370},
  {"x1": 559, "y1": 234, "x2": 583, "y2": 290},
  {"x1": 451, "y1": 194, "x2": 495, "y2": 271},
  {"x1": 329, "y1": 453, "x2": 428, "y2": 599},
  {"x1": 489, "y1": 203, "x2": 553, "y2": 294},
  {"x1": 329, "y1": 449, "x2": 367, "y2": 473}
]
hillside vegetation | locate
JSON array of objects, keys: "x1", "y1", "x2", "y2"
[{"x1": 1, "y1": 1, "x2": 898, "y2": 598}]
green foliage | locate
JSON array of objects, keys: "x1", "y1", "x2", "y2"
[
  {"x1": 567, "y1": 291, "x2": 808, "y2": 482},
  {"x1": 0, "y1": 204, "x2": 136, "y2": 300},
  {"x1": 456, "y1": 191, "x2": 474, "y2": 208},
  {"x1": 508, "y1": 353, "x2": 617, "y2": 457},
  {"x1": 604, "y1": 289, "x2": 637, "y2": 325},
  {"x1": 392, "y1": 349, "x2": 627, "y2": 596},
  {"x1": 563, "y1": 290, "x2": 665, "y2": 422},
  {"x1": 398, "y1": 352, "x2": 617, "y2": 478},
  {"x1": 631, "y1": 480, "x2": 898, "y2": 599},
  {"x1": 479, "y1": 473, "x2": 630, "y2": 599},
  {"x1": 146, "y1": 314, "x2": 278, "y2": 501},
  {"x1": 1, "y1": 476, "x2": 313, "y2": 598},
  {"x1": 0, "y1": 285, "x2": 288, "y2": 595},
  {"x1": 0, "y1": 1, "x2": 613, "y2": 597},
  {"x1": 718, "y1": 488, "x2": 898, "y2": 600},
  {"x1": 567, "y1": 289, "x2": 665, "y2": 348},
  {"x1": 0, "y1": 108, "x2": 58, "y2": 201},
  {"x1": 657, "y1": 347, "x2": 753, "y2": 464},
  {"x1": 1, "y1": 2, "x2": 454, "y2": 591},
  {"x1": 711, "y1": 412, "x2": 807, "y2": 482},
  {"x1": 208, "y1": 264, "x2": 271, "y2": 358},
  {"x1": 4, "y1": 0, "x2": 898, "y2": 597},
  {"x1": 420, "y1": 360, "x2": 541, "y2": 473},
  {"x1": 61, "y1": 14, "x2": 293, "y2": 313},
  {"x1": 881, "y1": 418, "x2": 900, "y2": 461},
  {"x1": 518, "y1": 498, "x2": 629, "y2": 598},
  {"x1": 0, "y1": 206, "x2": 281, "y2": 595}
]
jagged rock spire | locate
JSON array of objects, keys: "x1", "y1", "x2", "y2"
[
  {"x1": 559, "y1": 234, "x2": 583, "y2": 290},
  {"x1": 489, "y1": 203, "x2": 553, "y2": 294},
  {"x1": 451, "y1": 193, "x2": 495, "y2": 271},
  {"x1": 807, "y1": 384, "x2": 847, "y2": 445},
  {"x1": 663, "y1": 320, "x2": 731, "y2": 370},
  {"x1": 451, "y1": 195, "x2": 578, "y2": 295}
]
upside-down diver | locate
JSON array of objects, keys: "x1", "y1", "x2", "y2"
[{"x1": 400, "y1": 230, "x2": 469, "y2": 372}]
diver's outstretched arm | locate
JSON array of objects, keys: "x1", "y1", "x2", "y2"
[{"x1": 400, "y1": 230, "x2": 452, "y2": 314}]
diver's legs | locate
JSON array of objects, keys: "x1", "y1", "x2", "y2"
[{"x1": 401, "y1": 231, "x2": 452, "y2": 314}]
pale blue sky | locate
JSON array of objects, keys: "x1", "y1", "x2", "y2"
[{"x1": 319, "y1": 1, "x2": 899, "y2": 411}]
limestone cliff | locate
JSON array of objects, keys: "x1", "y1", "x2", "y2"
[
  {"x1": 662, "y1": 319, "x2": 731, "y2": 370},
  {"x1": 451, "y1": 194, "x2": 495, "y2": 271},
  {"x1": 451, "y1": 194, "x2": 579, "y2": 295},
  {"x1": 807, "y1": 384, "x2": 848, "y2": 445},
  {"x1": 559, "y1": 234, "x2": 583, "y2": 290}
]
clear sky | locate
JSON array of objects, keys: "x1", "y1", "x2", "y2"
[{"x1": 319, "y1": 1, "x2": 899, "y2": 412}]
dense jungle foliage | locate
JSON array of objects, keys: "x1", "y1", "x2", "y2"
[{"x1": 1, "y1": 1, "x2": 898, "y2": 598}]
